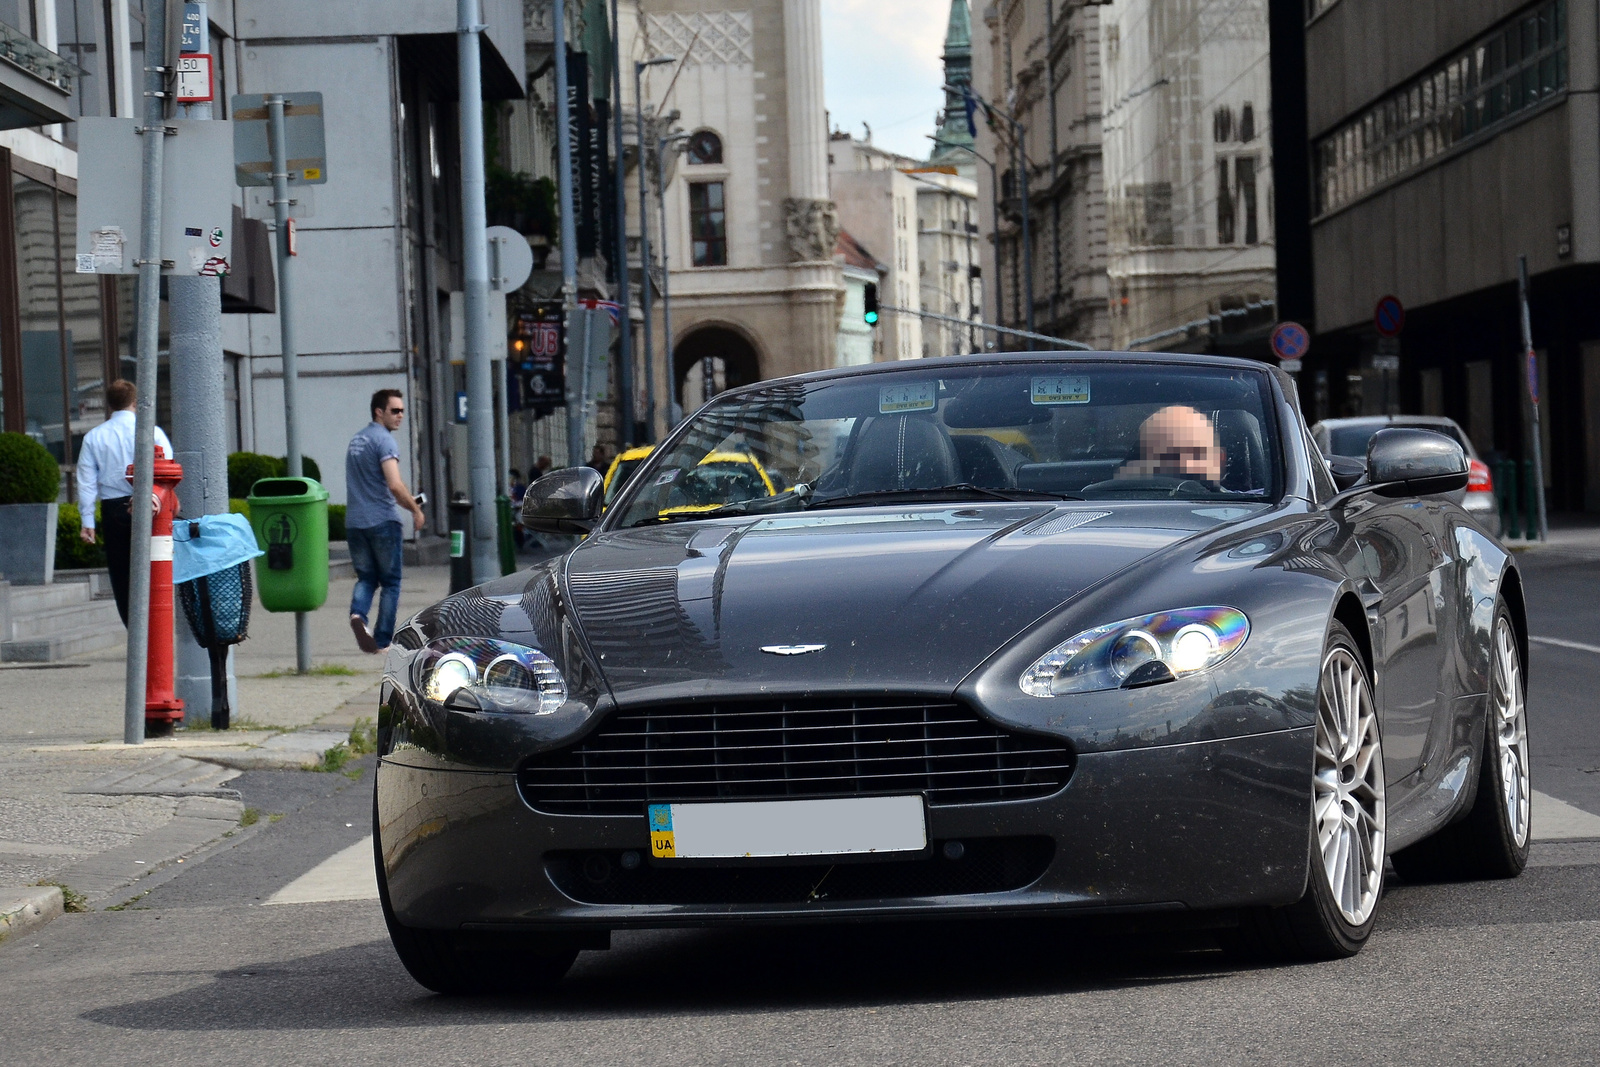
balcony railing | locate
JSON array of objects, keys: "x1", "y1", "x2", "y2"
[{"x1": 0, "y1": 22, "x2": 74, "y2": 94}]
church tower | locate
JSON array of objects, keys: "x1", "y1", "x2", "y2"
[{"x1": 928, "y1": 0, "x2": 975, "y2": 174}]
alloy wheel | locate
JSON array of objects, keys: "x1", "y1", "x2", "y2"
[
  {"x1": 1492, "y1": 617, "x2": 1532, "y2": 847},
  {"x1": 1314, "y1": 646, "x2": 1387, "y2": 926}
]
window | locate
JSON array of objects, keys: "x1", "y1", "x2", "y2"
[
  {"x1": 1237, "y1": 156, "x2": 1259, "y2": 244},
  {"x1": 687, "y1": 130, "x2": 722, "y2": 166},
  {"x1": 1314, "y1": 0, "x2": 1567, "y2": 215},
  {"x1": 1240, "y1": 103, "x2": 1256, "y2": 142},
  {"x1": 689, "y1": 182, "x2": 727, "y2": 266},
  {"x1": 1216, "y1": 159, "x2": 1234, "y2": 244}
]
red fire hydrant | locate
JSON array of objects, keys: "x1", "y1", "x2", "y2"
[{"x1": 130, "y1": 449, "x2": 185, "y2": 736}]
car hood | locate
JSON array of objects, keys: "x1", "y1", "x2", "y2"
[{"x1": 567, "y1": 502, "x2": 1267, "y2": 702}]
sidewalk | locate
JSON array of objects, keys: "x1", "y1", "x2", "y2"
[
  {"x1": 1504, "y1": 514, "x2": 1600, "y2": 560},
  {"x1": 0, "y1": 565, "x2": 451, "y2": 919}
]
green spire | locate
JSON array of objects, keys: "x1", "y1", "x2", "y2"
[
  {"x1": 929, "y1": 0, "x2": 974, "y2": 167},
  {"x1": 944, "y1": 0, "x2": 971, "y2": 55}
]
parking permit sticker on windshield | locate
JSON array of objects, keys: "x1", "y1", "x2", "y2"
[
  {"x1": 1031, "y1": 376, "x2": 1090, "y2": 405},
  {"x1": 880, "y1": 381, "x2": 937, "y2": 414}
]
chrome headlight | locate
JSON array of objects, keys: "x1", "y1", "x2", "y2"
[
  {"x1": 1020, "y1": 607, "x2": 1249, "y2": 697},
  {"x1": 414, "y1": 637, "x2": 567, "y2": 715}
]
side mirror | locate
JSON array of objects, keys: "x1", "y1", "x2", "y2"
[
  {"x1": 521, "y1": 467, "x2": 603, "y2": 534},
  {"x1": 1366, "y1": 428, "x2": 1468, "y2": 497}
]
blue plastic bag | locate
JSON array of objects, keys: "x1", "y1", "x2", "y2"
[{"x1": 172, "y1": 513, "x2": 264, "y2": 586}]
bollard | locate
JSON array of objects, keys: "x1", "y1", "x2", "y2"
[
  {"x1": 1503, "y1": 461, "x2": 1521, "y2": 540},
  {"x1": 133, "y1": 450, "x2": 185, "y2": 737},
  {"x1": 448, "y1": 497, "x2": 474, "y2": 594},
  {"x1": 496, "y1": 493, "x2": 516, "y2": 576}
]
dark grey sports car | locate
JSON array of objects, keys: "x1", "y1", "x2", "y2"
[{"x1": 373, "y1": 352, "x2": 1532, "y2": 994}]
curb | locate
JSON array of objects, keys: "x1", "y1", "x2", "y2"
[{"x1": 0, "y1": 886, "x2": 64, "y2": 945}]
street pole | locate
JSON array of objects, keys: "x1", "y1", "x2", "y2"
[
  {"x1": 1018, "y1": 124, "x2": 1034, "y2": 336},
  {"x1": 266, "y1": 95, "x2": 310, "y2": 673},
  {"x1": 553, "y1": 0, "x2": 582, "y2": 469},
  {"x1": 609, "y1": 0, "x2": 634, "y2": 444},
  {"x1": 170, "y1": 0, "x2": 235, "y2": 719},
  {"x1": 657, "y1": 132, "x2": 688, "y2": 424},
  {"x1": 635, "y1": 57, "x2": 673, "y2": 442},
  {"x1": 458, "y1": 0, "x2": 497, "y2": 583},
  {"x1": 125, "y1": 0, "x2": 171, "y2": 743},
  {"x1": 929, "y1": 136, "x2": 995, "y2": 352},
  {"x1": 1517, "y1": 254, "x2": 1549, "y2": 542}
]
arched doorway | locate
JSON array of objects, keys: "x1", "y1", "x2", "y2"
[{"x1": 674, "y1": 326, "x2": 762, "y2": 410}]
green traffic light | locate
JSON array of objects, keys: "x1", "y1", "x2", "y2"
[{"x1": 864, "y1": 310, "x2": 879, "y2": 325}]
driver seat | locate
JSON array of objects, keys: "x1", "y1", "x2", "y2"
[{"x1": 845, "y1": 415, "x2": 961, "y2": 495}]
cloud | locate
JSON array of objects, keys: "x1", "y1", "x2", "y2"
[{"x1": 822, "y1": 0, "x2": 950, "y2": 162}]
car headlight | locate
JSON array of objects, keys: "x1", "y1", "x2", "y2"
[
  {"x1": 1019, "y1": 607, "x2": 1249, "y2": 697},
  {"x1": 414, "y1": 637, "x2": 567, "y2": 715}
]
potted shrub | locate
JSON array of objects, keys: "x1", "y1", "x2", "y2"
[{"x1": 0, "y1": 432, "x2": 62, "y2": 585}]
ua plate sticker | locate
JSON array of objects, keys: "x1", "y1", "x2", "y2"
[
  {"x1": 1031, "y1": 375, "x2": 1091, "y2": 405},
  {"x1": 880, "y1": 381, "x2": 936, "y2": 414},
  {"x1": 648, "y1": 803, "x2": 676, "y2": 858}
]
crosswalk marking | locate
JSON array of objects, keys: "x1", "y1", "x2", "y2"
[
  {"x1": 1529, "y1": 635, "x2": 1600, "y2": 655},
  {"x1": 1532, "y1": 791, "x2": 1600, "y2": 840},
  {"x1": 265, "y1": 836, "x2": 379, "y2": 905}
]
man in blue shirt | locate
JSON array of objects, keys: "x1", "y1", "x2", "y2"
[{"x1": 345, "y1": 389, "x2": 425, "y2": 652}]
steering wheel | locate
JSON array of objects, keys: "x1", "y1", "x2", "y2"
[{"x1": 1080, "y1": 476, "x2": 1209, "y2": 498}]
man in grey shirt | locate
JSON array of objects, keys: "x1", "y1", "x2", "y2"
[{"x1": 346, "y1": 388, "x2": 425, "y2": 652}]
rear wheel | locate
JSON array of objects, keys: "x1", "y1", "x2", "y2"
[
  {"x1": 1391, "y1": 604, "x2": 1531, "y2": 882},
  {"x1": 373, "y1": 790, "x2": 577, "y2": 995},
  {"x1": 1228, "y1": 622, "x2": 1386, "y2": 960}
]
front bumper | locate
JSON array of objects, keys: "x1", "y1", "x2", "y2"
[{"x1": 377, "y1": 727, "x2": 1313, "y2": 930}]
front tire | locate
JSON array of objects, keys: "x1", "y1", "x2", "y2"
[
  {"x1": 373, "y1": 789, "x2": 577, "y2": 995},
  {"x1": 1391, "y1": 603, "x2": 1531, "y2": 882},
  {"x1": 1229, "y1": 622, "x2": 1386, "y2": 960}
]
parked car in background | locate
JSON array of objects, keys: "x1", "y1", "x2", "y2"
[{"x1": 1312, "y1": 416, "x2": 1501, "y2": 538}]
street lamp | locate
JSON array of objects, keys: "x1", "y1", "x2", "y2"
[
  {"x1": 634, "y1": 55, "x2": 675, "y2": 441},
  {"x1": 657, "y1": 129, "x2": 691, "y2": 425},
  {"x1": 946, "y1": 84, "x2": 1034, "y2": 336},
  {"x1": 930, "y1": 135, "x2": 996, "y2": 353}
]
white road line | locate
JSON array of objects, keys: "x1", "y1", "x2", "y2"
[
  {"x1": 1529, "y1": 635, "x2": 1600, "y2": 655},
  {"x1": 1533, "y1": 791, "x2": 1600, "y2": 841},
  {"x1": 265, "y1": 836, "x2": 379, "y2": 905}
]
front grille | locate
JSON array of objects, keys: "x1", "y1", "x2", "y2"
[
  {"x1": 518, "y1": 697, "x2": 1074, "y2": 815},
  {"x1": 546, "y1": 838, "x2": 1055, "y2": 905}
]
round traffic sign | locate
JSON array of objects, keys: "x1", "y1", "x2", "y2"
[
  {"x1": 1374, "y1": 294, "x2": 1405, "y2": 337},
  {"x1": 1270, "y1": 321, "x2": 1310, "y2": 362},
  {"x1": 485, "y1": 225, "x2": 536, "y2": 293}
]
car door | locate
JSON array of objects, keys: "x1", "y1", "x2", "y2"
[{"x1": 1342, "y1": 493, "x2": 1454, "y2": 806}]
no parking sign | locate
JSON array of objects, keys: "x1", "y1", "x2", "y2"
[{"x1": 1271, "y1": 321, "x2": 1309, "y2": 372}]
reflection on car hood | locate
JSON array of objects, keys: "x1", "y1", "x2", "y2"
[{"x1": 567, "y1": 502, "x2": 1266, "y2": 700}]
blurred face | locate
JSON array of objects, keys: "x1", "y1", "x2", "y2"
[
  {"x1": 1140, "y1": 405, "x2": 1224, "y2": 481},
  {"x1": 377, "y1": 398, "x2": 405, "y2": 431}
]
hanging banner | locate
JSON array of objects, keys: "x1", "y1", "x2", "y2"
[{"x1": 516, "y1": 307, "x2": 566, "y2": 418}]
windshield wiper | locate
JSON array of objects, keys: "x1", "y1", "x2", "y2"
[
  {"x1": 628, "y1": 484, "x2": 815, "y2": 527},
  {"x1": 808, "y1": 484, "x2": 1081, "y2": 509}
]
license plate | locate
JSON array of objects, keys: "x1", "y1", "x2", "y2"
[{"x1": 647, "y1": 795, "x2": 927, "y2": 860}]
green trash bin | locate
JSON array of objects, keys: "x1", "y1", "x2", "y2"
[{"x1": 246, "y1": 476, "x2": 330, "y2": 612}]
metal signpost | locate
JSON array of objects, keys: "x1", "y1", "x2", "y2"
[
  {"x1": 553, "y1": 0, "x2": 583, "y2": 468},
  {"x1": 232, "y1": 90, "x2": 327, "y2": 672},
  {"x1": 486, "y1": 225, "x2": 535, "y2": 563},
  {"x1": 458, "y1": 0, "x2": 498, "y2": 586},
  {"x1": 1517, "y1": 255, "x2": 1548, "y2": 542}
]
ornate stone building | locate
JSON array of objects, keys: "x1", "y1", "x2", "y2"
[{"x1": 624, "y1": 0, "x2": 843, "y2": 418}]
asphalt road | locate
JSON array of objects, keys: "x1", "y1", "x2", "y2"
[{"x1": 4, "y1": 549, "x2": 1600, "y2": 1066}]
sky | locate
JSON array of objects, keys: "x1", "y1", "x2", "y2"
[{"x1": 821, "y1": 0, "x2": 951, "y2": 162}]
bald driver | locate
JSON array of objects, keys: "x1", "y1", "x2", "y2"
[{"x1": 1117, "y1": 404, "x2": 1225, "y2": 484}]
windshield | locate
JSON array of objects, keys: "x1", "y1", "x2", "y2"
[
  {"x1": 610, "y1": 362, "x2": 1283, "y2": 528},
  {"x1": 1325, "y1": 421, "x2": 1466, "y2": 459}
]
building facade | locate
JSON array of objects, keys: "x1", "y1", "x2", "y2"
[
  {"x1": 1100, "y1": 0, "x2": 1276, "y2": 353},
  {"x1": 1291, "y1": 0, "x2": 1600, "y2": 511},
  {"x1": 620, "y1": 0, "x2": 843, "y2": 421}
]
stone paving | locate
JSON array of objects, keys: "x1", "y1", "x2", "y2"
[{"x1": 0, "y1": 566, "x2": 451, "y2": 907}]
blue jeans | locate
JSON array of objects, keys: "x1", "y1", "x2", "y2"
[{"x1": 348, "y1": 521, "x2": 404, "y2": 648}]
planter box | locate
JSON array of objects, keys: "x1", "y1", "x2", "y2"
[{"x1": 0, "y1": 502, "x2": 58, "y2": 585}]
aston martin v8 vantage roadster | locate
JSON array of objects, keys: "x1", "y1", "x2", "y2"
[{"x1": 373, "y1": 352, "x2": 1531, "y2": 994}]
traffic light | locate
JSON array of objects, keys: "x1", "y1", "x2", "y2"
[{"x1": 863, "y1": 282, "x2": 880, "y2": 327}]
